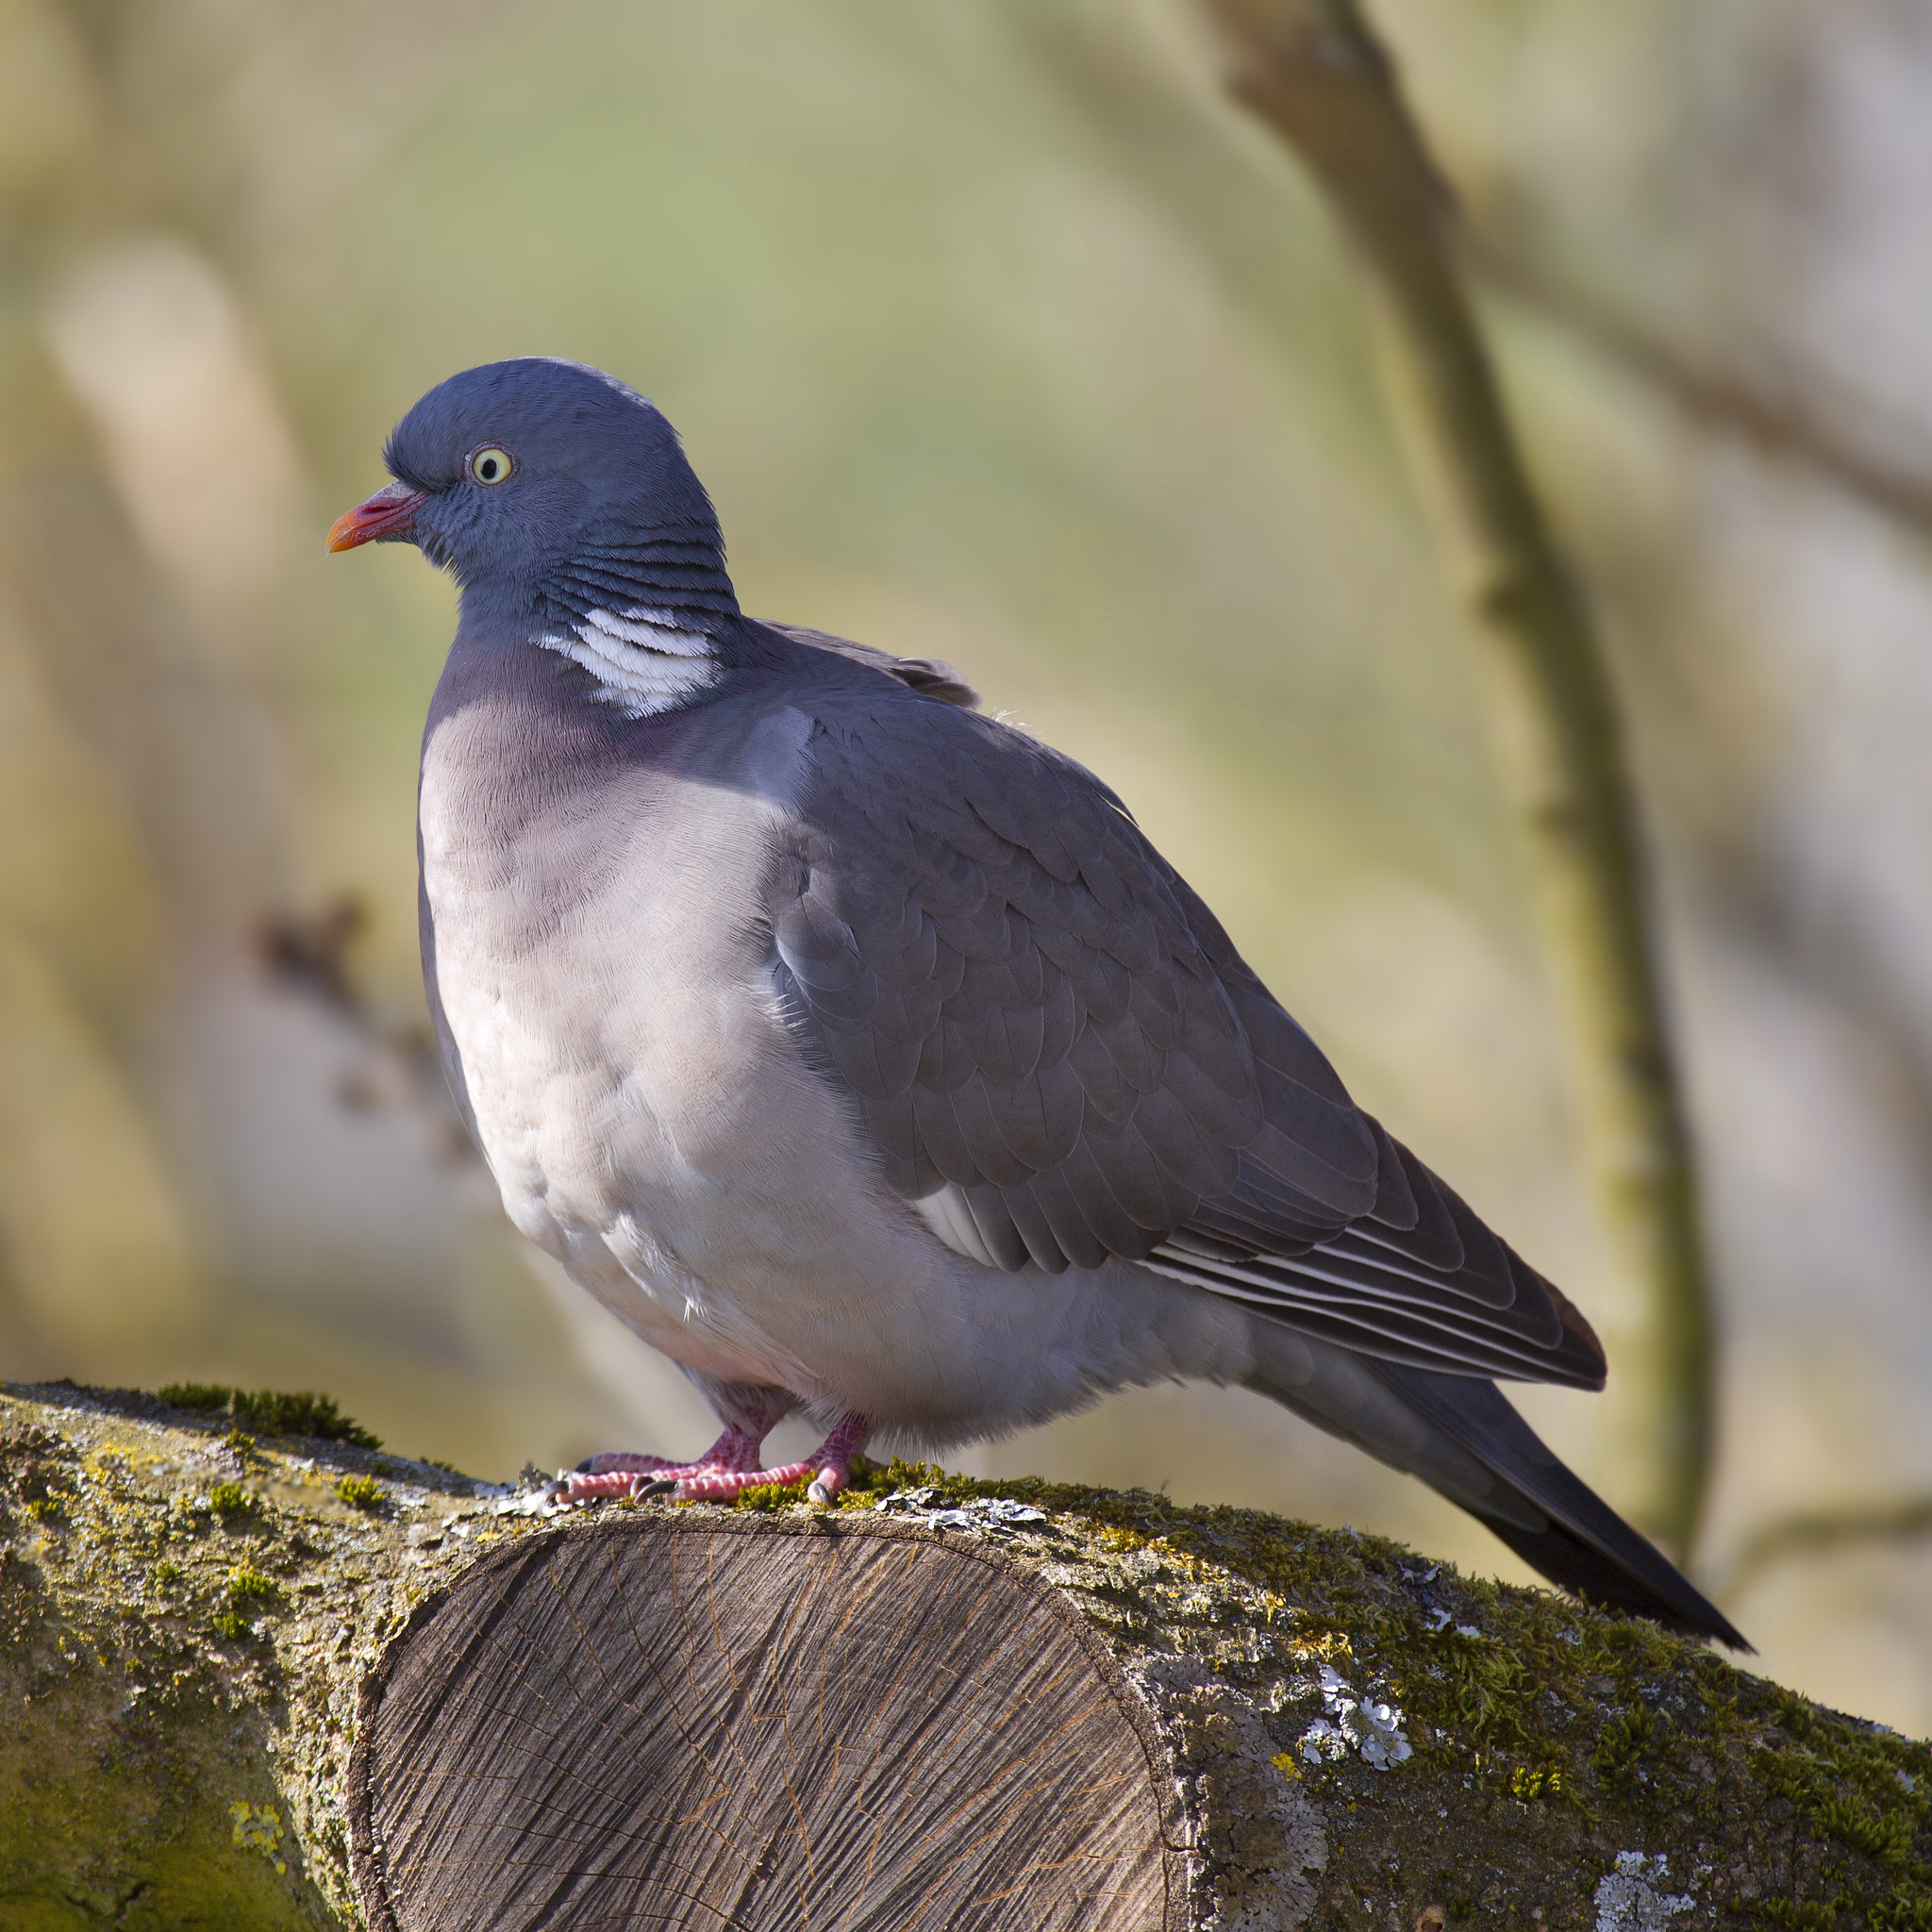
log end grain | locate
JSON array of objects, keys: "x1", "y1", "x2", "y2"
[{"x1": 349, "y1": 1516, "x2": 1183, "y2": 1932}]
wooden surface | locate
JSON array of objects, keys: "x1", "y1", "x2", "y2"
[{"x1": 349, "y1": 1515, "x2": 1182, "y2": 1931}]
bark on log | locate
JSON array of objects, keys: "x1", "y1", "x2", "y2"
[{"x1": 3, "y1": 1383, "x2": 1928, "y2": 1931}]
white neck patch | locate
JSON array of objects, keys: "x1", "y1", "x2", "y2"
[{"x1": 538, "y1": 605, "x2": 718, "y2": 718}]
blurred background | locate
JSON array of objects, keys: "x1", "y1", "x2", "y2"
[{"x1": 3, "y1": 0, "x2": 1930, "y2": 1730}]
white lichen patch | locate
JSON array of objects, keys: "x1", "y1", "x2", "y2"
[
  {"x1": 1298, "y1": 1663, "x2": 1413, "y2": 1770},
  {"x1": 874, "y1": 1489, "x2": 1048, "y2": 1536},
  {"x1": 1593, "y1": 1852, "x2": 1693, "y2": 1932},
  {"x1": 492, "y1": 1482, "x2": 560, "y2": 1519}
]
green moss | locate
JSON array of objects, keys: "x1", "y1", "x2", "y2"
[
  {"x1": 158, "y1": 1384, "x2": 381, "y2": 1450},
  {"x1": 817, "y1": 1454, "x2": 1932, "y2": 1926},
  {"x1": 1761, "y1": 1904, "x2": 1841, "y2": 1930},
  {"x1": 1813, "y1": 1790, "x2": 1915, "y2": 1866},
  {"x1": 1868, "y1": 1893, "x2": 1932, "y2": 1929},
  {"x1": 208, "y1": 1480, "x2": 252, "y2": 1518},
  {"x1": 1592, "y1": 1705, "x2": 1657, "y2": 1786},
  {"x1": 333, "y1": 1474, "x2": 383, "y2": 1511},
  {"x1": 225, "y1": 1564, "x2": 280, "y2": 1607},
  {"x1": 0, "y1": 1391, "x2": 471, "y2": 1922},
  {"x1": 1751, "y1": 1724, "x2": 1932, "y2": 1930},
  {"x1": 731, "y1": 1478, "x2": 809, "y2": 1511},
  {"x1": 158, "y1": 1380, "x2": 243, "y2": 1413},
  {"x1": 209, "y1": 1564, "x2": 281, "y2": 1641}
]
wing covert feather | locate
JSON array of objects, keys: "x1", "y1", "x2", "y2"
[{"x1": 773, "y1": 688, "x2": 1605, "y2": 1390}]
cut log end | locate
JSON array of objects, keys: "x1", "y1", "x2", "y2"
[{"x1": 349, "y1": 1517, "x2": 1183, "y2": 1931}]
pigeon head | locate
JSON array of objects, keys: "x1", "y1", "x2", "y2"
[{"x1": 328, "y1": 358, "x2": 739, "y2": 640}]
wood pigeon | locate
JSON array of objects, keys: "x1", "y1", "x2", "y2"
[{"x1": 329, "y1": 358, "x2": 1743, "y2": 1645}]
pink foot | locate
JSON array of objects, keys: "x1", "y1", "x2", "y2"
[
  {"x1": 560, "y1": 1415, "x2": 871, "y2": 1507},
  {"x1": 560, "y1": 1426, "x2": 765, "y2": 1504},
  {"x1": 681, "y1": 1415, "x2": 871, "y2": 1505}
]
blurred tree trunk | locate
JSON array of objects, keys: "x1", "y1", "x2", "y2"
[
  {"x1": 0, "y1": 0, "x2": 225, "y2": 1374},
  {"x1": 1196, "y1": 0, "x2": 1715, "y2": 1562},
  {"x1": 6, "y1": 1384, "x2": 1927, "y2": 1931},
  {"x1": 0, "y1": 0, "x2": 513, "y2": 1385}
]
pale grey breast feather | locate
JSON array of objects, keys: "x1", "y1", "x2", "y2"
[{"x1": 539, "y1": 604, "x2": 718, "y2": 717}]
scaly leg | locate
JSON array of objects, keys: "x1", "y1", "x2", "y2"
[{"x1": 675, "y1": 1413, "x2": 872, "y2": 1506}]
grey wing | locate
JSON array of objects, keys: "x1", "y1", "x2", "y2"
[{"x1": 773, "y1": 693, "x2": 1605, "y2": 1391}]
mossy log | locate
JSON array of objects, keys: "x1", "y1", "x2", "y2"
[{"x1": 3, "y1": 1383, "x2": 1927, "y2": 1931}]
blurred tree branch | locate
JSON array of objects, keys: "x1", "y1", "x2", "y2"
[
  {"x1": 1721, "y1": 1495, "x2": 1932, "y2": 1605},
  {"x1": 253, "y1": 896, "x2": 476, "y2": 1165},
  {"x1": 1466, "y1": 238, "x2": 1932, "y2": 544},
  {"x1": 1195, "y1": 0, "x2": 1713, "y2": 1558}
]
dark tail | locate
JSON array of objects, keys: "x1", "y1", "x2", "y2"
[{"x1": 1245, "y1": 1325, "x2": 1748, "y2": 1649}]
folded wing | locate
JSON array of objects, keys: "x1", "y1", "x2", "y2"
[{"x1": 774, "y1": 679, "x2": 1604, "y2": 1391}]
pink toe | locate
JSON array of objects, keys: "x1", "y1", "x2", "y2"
[
  {"x1": 562, "y1": 1469, "x2": 651, "y2": 1503},
  {"x1": 676, "y1": 1459, "x2": 815, "y2": 1500}
]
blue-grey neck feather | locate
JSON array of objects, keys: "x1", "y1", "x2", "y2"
[{"x1": 538, "y1": 524, "x2": 741, "y2": 639}]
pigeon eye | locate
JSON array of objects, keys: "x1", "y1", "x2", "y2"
[{"x1": 468, "y1": 445, "x2": 513, "y2": 486}]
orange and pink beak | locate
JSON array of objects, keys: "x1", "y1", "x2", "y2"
[{"x1": 326, "y1": 480, "x2": 427, "y2": 553}]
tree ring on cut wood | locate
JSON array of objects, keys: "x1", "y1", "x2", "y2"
[{"x1": 347, "y1": 1512, "x2": 1184, "y2": 1930}]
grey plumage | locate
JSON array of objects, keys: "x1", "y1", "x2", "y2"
[
  {"x1": 332, "y1": 358, "x2": 1744, "y2": 1647},
  {"x1": 770, "y1": 659, "x2": 1606, "y2": 1391}
]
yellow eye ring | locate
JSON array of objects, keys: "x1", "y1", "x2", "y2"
[{"x1": 468, "y1": 445, "x2": 513, "y2": 486}]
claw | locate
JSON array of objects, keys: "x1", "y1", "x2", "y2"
[{"x1": 806, "y1": 1460, "x2": 848, "y2": 1507}]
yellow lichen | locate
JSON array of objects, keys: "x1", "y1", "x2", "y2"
[{"x1": 229, "y1": 1800, "x2": 289, "y2": 1876}]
